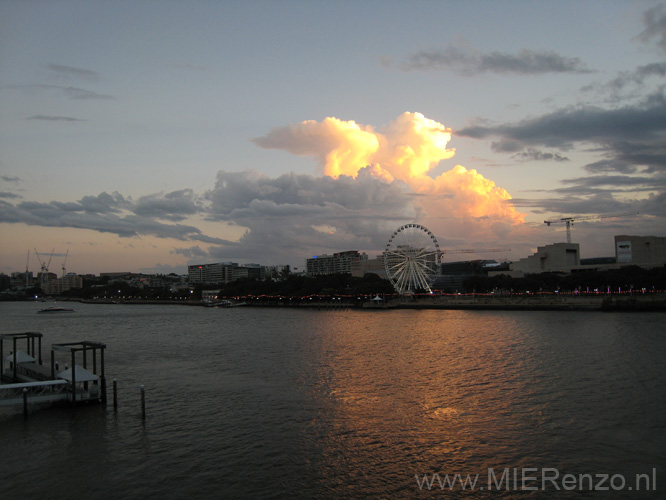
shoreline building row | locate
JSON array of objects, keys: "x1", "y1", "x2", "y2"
[
  {"x1": 188, "y1": 262, "x2": 289, "y2": 284},
  {"x1": 492, "y1": 235, "x2": 666, "y2": 278},
  {"x1": 306, "y1": 251, "x2": 368, "y2": 276}
]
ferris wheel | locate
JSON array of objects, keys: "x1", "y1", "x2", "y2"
[{"x1": 384, "y1": 224, "x2": 441, "y2": 294}]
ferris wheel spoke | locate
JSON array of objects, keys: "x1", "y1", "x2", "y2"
[
  {"x1": 395, "y1": 269, "x2": 409, "y2": 291},
  {"x1": 412, "y1": 264, "x2": 431, "y2": 288}
]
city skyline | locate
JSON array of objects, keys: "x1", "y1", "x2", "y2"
[{"x1": 1, "y1": 1, "x2": 665, "y2": 275}]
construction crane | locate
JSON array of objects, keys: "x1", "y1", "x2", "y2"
[
  {"x1": 33, "y1": 248, "x2": 54, "y2": 273},
  {"x1": 61, "y1": 249, "x2": 69, "y2": 277},
  {"x1": 441, "y1": 248, "x2": 507, "y2": 255},
  {"x1": 25, "y1": 250, "x2": 30, "y2": 287},
  {"x1": 544, "y1": 213, "x2": 637, "y2": 243}
]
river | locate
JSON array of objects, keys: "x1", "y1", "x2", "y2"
[{"x1": 1, "y1": 302, "x2": 664, "y2": 499}]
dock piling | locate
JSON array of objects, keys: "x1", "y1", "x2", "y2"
[
  {"x1": 113, "y1": 378, "x2": 118, "y2": 410},
  {"x1": 140, "y1": 385, "x2": 145, "y2": 420},
  {"x1": 23, "y1": 388, "x2": 28, "y2": 419}
]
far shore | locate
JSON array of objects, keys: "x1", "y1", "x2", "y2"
[{"x1": 42, "y1": 293, "x2": 665, "y2": 312}]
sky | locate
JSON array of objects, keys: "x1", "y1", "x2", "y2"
[{"x1": 1, "y1": 0, "x2": 665, "y2": 275}]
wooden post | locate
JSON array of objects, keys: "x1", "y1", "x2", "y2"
[
  {"x1": 140, "y1": 385, "x2": 145, "y2": 420},
  {"x1": 12, "y1": 337, "x2": 17, "y2": 381},
  {"x1": 71, "y1": 350, "x2": 76, "y2": 404},
  {"x1": 113, "y1": 378, "x2": 118, "y2": 410},
  {"x1": 100, "y1": 376, "x2": 107, "y2": 405},
  {"x1": 23, "y1": 388, "x2": 28, "y2": 419},
  {"x1": 82, "y1": 348, "x2": 88, "y2": 392}
]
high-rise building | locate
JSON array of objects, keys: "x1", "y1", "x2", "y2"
[{"x1": 306, "y1": 251, "x2": 368, "y2": 276}]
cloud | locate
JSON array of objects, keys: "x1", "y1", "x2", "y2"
[
  {"x1": 27, "y1": 115, "x2": 85, "y2": 122},
  {"x1": 231, "y1": 112, "x2": 526, "y2": 262},
  {"x1": 635, "y1": 4, "x2": 666, "y2": 53},
  {"x1": 172, "y1": 245, "x2": 208, "y2": 258},
  {"x1": 254, "y1": 112, "x2": 456, "y2": 180},
  {"x1": 78, "y1": 192, "x2": 129, "y2": 213},
  {"x1": 512, "y1": 148, "x2": 569, "y2": 162},
  {"x1": 581, "y1": 62, "x2": 666, "y2": 101},
  {"x1": 558, "y1": 174, "x2": 666, "y2": 192},
  {"x1": 134, "y1": 189, "x2": 203, "y2": 221},
  {"x1": 62, "y1": 86, "x2": 114, "y2": 100},
  {"x1": 0, "y1": 191, "x2": 22, "y2": 199},
  {"x1": 458, "y1": 95, "x2": 666, "y2": 147},
  {"x1": 7, "y1": 83, "x2": 114, "y2": 100},
  {"x1": 0, "y1": 191, "x2": 224, "y2": 243},
  {"x1": 47, "y1": 64, "x2": 99, "y2": 82},
  {"x1": 395, "y1": 42, "x2": 592, "y2": 75},
  {"x1": 1, "y1": 175, "x2": 21, "y2": 183},
  {"x1": 252, "y1": 117, "x2": 381, "y2": 178},
  {"x1": 457, "y1": 92, "x2": 666, "y2": 178}
]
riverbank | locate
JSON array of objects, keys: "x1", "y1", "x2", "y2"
[
  {"x1": 367, "y1": 293, "x2": 666, "y2": 312},
  {"x1": 5, "y1": 293, "x2": 665, "y2": 312}
]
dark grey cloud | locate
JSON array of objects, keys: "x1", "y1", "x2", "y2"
[
  {"x1": 171, "y1": 245, "x2": 208, "y2": 258},
  {"x1": 203, "y1": 169, "x2": 417, "y2": 264},
  {"x1": 0, "y1": 191, "x2": 22, "y2": 199},
  {"x1": 457, "y1": 92, "x2": 666, "y2": 181},
  {"x1": 458, "y1": 94, "x2": 666, "y2": 147},
  {"x1": 47, "y1": 64, "x2": 99, "y2": 82},
  {"x1": 397, "y1": 43, "x2": 592, "y2": 75},
  {"x1": 1, "y1": 175, "x2": 21, "y2": 183},
  {"x1": 582, "y1": 159, "x2": 639, "y2": 175},
  {"x1": 0, "y1": 191, "x2": 224, "y2": 243},
  {"x1": 134, "y1": 189, "x2": 203, "y2": 221},
  {"x1": 512, "y1": 148, "x2": 569, "y2": 162},
  {"x1": 7, "y1": 83, "x2": 114, "y2": 100},
  {"x1": 580, "y1": 62, "x2": 666, "y2": 104},
  {"x1": 78, "y1": 192, "x2": 128, "y2": 213},
  {"x1": 62, "y1": 86, "x2": 114, "y2": 100},
  {"x1": 207, "y1": 169, "x2": 413, "y2": 219},
  {"x1": 27, "y1": 115, "x2": 85, "y2": 122},
  {"x1": 635, "y1": 4, "x2": 666, "y2": 53},
  {"x1": 511, "y1": 193, "x2": 637, "y2": 217},
  {"x1": 558, "y1": 174, "x2": 666, "y2": 192}
]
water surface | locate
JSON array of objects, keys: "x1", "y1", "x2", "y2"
[{"x1": 1, "y1": 302, "x2": 664, "y2": 498}]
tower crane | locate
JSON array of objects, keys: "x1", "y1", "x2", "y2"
[
  {"x1": 440, "y1": 248, "x2": 508, "y2": 255},
  {"x1": 62, "y1": 249, "x2": 69, "y2": 277},
  {"x1": 25, "y1": 250, "x2": 30, "y2": 287},
  {"x1": 544, "y1": 213, "x2": 637, "y2": 243},
  {"x1": 33, "y1": 248, "x2": 54, "y2": 273},
  {"x1": 439, "y1": 248, "x2": 510, "y2": 261}
]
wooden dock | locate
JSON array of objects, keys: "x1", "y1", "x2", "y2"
[{"x1": 1, "y1": 332, "x2": 107, "y2": 414}]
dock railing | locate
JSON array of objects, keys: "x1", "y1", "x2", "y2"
[{"x1": 0, "y1": 380, "x2": 69, "y2": 407}]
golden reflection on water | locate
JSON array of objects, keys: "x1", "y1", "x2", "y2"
[{"x1": 307, "y1": 310, "x2": 539, "y2": 493}]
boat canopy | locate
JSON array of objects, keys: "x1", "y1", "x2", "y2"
[
  {"x1": 5, "y1": 350, "x2": 36, "y2": 363},
  {"x1": 58, "y1": 365, "x2": 99, "y2": 382}
]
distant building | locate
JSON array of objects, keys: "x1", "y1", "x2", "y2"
[
  {"x1": 434, "y1": 260, "x2": 501, "y2": 292},
  {"x1": 492, "y1": 242, "x2": 580, "y2": 278},
  {"x1": 42, "y1": 273, "x2": 84, "y2": 294},
  {"x1": 188, "y1": 262, "x2": 238, "y2": 284},
  {"x1": 490, "y1": 235, "x2": 666, "y2": 278},
  {"x1": 10, "y1": 271, "x2": 33, "y2": 288},
  {"x1": 188, "y1": 262, "x2": 269, "y2": 284},
  {"x1": 351, "y1": 256, "x2": 387, "y2": 279},
  {"x1": 262, "y1": 265, "x2": 290, "y2": 280},
  {"x1": 615, "y1": 235, "x2": 666, "y2": 267},
  {"x1": 306, "y1": 251, "x2": 368, "y2": 276}
]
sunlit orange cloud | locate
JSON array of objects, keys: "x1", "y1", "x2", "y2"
[
  {"x1": 254, "y1": 116, "x2": 380, "y2": 178},
  {"x1": 255, "y1": 112, "x2": 525, "y2": 229}
]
